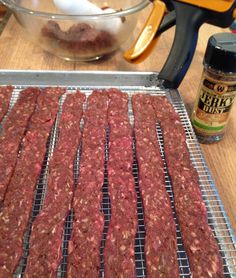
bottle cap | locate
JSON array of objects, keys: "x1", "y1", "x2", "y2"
[{"x1": 204, "y1": 33, "x2": 236, "y2": 73}]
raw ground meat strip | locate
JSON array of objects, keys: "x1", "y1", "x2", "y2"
[
  {"x1": 152, "y1": 96, "x2": 224, "y2": 278},
  {"x1": 67, "y1": 90, "x2": 108, "y2": 278},
  {"x1": 0, "y1": 88, "x2": 40, "y2": 205},
  {"x1": 132, "y1": 94, "x2": 179, "y2": 278},
  {"x1": 0, "y1": 86, "x2": 13, "y2": 122},
  {"x1": 0, "y1": 87, "x2": 64, "y2": 277},
  {"x1": 24, "y1": 91, "x2": 85, "y2": 278},
  {"x1": 104, "y1": 89, "x2": 137, "y2": 278}
]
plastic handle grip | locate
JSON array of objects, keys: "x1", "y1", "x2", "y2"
[
  {"x1": 159, "y1": 1, "x2": 206, "y2": 88},
  {"x1": 123, "y1": 0, "x2": 166, "y2": 62}
]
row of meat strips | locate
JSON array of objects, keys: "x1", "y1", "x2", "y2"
[{"x1": 0, "y1": 86, "x2": 223, "y2": 277}]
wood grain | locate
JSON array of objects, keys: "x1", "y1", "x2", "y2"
[{"x1": 0, "y1": 15, "x2": 235, "y2": 233}]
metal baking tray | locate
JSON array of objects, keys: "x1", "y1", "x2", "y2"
[{"x1": 0, "y1": 70, "x2": 235, "y2": 278}]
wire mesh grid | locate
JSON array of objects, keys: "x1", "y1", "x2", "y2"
[{"x1": 1, "y1": 85, "x2": 235, "y2": 278}]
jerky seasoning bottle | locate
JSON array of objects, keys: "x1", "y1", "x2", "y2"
[{"x1": 191, "y1": 33, "x2": 236, "y2": 143}]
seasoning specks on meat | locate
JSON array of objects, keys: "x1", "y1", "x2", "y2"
[
  {"x1": 0, "y1": 88, "x2": 40, "y2": 205},
  {"x1": 104, "y1": 89, "x2": 137, "y2": 278},
  {"x1": 0, "y1": 86, "x2": 13, "y2": 123},
  {"x1": 0, "y1": 87, "x2": 64, "y2": 277},
  {"x1": 152, "y1": 96, "x2": 224, "y2": 278},
  {"x1": 67, "y1": 90, "x2": 108, "y2": 278},
  {"x1": 24, "y1": 91, "x2": 85, "y2": 278},
  {"x1": 132, "y1": 94, "x2": 179, "y2": 278}
]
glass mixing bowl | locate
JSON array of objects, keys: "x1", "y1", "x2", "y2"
[{"x1": 2, "y1": 0, "x2": 150, "y2": 61}]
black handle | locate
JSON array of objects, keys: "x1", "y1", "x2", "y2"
[
  {"x1": 159, "y1": 2, "x2": 206, "y2": 88},
  {"x1": 155, "y1": 10, "x2": 176, "y2": 36}
]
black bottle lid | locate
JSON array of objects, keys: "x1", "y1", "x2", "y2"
[{"x1": 204, "y1": 33, "x2": 236, "y2": 73}]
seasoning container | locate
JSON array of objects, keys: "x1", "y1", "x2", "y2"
[{"x1": 191, "y1": 33, "x2": 236, "y2": 143}]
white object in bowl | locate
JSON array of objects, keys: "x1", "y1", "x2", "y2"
[
  {"x1": 53, "y1": 0, "x2": 122, "y2": 34},
  {"x1": 53, "y1": 0, "x2": 102, "y2": 15}
]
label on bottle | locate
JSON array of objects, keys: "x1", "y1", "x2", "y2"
[{"x1": 192, "y1": 72, "x2": 236, "y2": 137}]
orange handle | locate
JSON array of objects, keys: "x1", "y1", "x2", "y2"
[{"x1": 123, "y1": 0, "x2": 166, "y2": 63}]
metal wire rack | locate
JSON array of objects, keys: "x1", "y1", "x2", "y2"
[{"x1": 0, "y1": 71, "x2": 235, "y2": 278}]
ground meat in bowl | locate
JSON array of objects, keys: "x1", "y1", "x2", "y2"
[{"x1": 41, "y1": 20, "x2": 117, "y2": 56}]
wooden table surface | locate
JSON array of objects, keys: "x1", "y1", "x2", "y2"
[{"x1": 0, "y1": 14, "x2": 235, "y2": 234}]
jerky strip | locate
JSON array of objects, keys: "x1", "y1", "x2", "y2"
[
  {"x1": 0, "y1": 88, "x2": 40, "y2": 204},
  {"x1": 24, "y1": 91, "x2": 85, "y2": 278},
  {"x1": 0, "y1": 86, "x2": 13, "y2": 122},
  {"x1": 104, "y1": 89, "x2": 137, "y2": 278},
  {"x1": 132, "y1": 94, "x2": 179, "y2": 278},
  {"x1": 67, "y1": 91, "x2": 108, "y2": 278},
  {"x1": 152, "y1": 96, "x2": 224, "y2": 278},
  {"x1": 0, "y1": 87, "x2": 64, "y2": 277}
]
